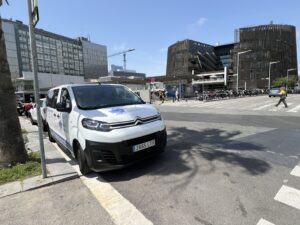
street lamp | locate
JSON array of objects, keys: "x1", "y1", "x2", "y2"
[
  {"x1": 268, "y1": 61, "x2": 280, "y2": 90},
  {"x1": 286, "y1": 68, "x2": 297, "y2": 90},
  {"x1": 236, "y1": 50, "x2": 252, "y2": 91}
]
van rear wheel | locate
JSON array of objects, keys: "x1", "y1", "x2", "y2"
[{"x1": 77, "y1": 144, "x2": 91, "y2": 175}]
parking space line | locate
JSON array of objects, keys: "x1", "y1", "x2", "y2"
[
  {"x1": 290, "y1": 165, "x2": 300, "y2": 178},
  {"x1": 257, "y1": 218, "x2": 275, "y2": 225},
  {"x1": 53, "y1": 143, "x2": 153, "y2": 225},
  {"x1": 274, "y1": 185, "x2": 300, "y2": 210}
]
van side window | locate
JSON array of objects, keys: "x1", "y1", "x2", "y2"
[
  {"x1": 60, "y1": 88, "x2": 71, "y2": 109},
  {"x1": 46, "y1": 89, "x2": 59, "y2": 108}
]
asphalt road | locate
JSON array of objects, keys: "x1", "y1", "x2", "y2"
[
  {"x1": 2, "y1": 95, "x2": 299, "y2": 225},
  {"x1": 97, "y1": 96, "x2": 300, "y2": 225}
]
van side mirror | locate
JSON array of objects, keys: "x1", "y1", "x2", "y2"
[{"x1": 56, "y1": 102, "x2": 71, "y2": 112}]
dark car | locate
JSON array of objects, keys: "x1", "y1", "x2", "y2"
[{"x1": 269, "y1": 88, "x2": 280, "y2": 97}]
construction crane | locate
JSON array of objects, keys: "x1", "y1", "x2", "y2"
[{"x1": 108, "y1": 48, "x2": 135, "y2": 71}]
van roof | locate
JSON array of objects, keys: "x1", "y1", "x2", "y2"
[{"x1": 48, "y1": 83, "x2": 124, "y2": 91}]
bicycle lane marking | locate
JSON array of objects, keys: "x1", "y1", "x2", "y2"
[{"x1": 52, "y1": 143, "x2": 153, "y2": 225}]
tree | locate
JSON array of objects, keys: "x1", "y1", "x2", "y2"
[
  {"x1": 0, "y1": 13, "x2": 28, "y2": 166},
  {"x1": 272, "y1": 75, "x2": 298, "y2": 88}
]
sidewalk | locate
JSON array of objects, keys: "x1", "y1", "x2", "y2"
[{"x1": 0, "y1": 117, "x2": 78, "y2": 198}]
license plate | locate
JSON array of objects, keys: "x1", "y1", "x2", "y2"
[{"x1": 132, "y1": 139, "x2": 156, "y2": 152}]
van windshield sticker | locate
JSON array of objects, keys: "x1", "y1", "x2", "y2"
[{"x1": 110, "y1": 107, "x2": 125, "y2": 114}]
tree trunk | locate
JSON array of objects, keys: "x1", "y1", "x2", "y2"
[{"x1": 0, "y1": 19, "x2": 27, "y2": 167}]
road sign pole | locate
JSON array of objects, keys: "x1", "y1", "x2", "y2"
[{"x1": 27, "y1": 0, "x2": 47, "y2": 178}]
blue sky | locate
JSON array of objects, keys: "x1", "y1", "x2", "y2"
[{"x1": 1, "y1": 0, "x2": 299, "y2": 76}]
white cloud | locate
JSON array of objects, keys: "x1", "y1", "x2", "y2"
[
  {"x1": 196, "y1": 17, "x2": 207, "y2": 26},
  {"x1": 187, "y1": 17, "x2": 208, "y2": 33}
]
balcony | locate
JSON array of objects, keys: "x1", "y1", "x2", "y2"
[{"x1": 192, "y1": 78, "x2": 225, "y2": 85}]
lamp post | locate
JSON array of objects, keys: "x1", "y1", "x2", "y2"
[
  {"x1": 268, "y1": 61, "x2": 280, "y2": 90},
  {"x1": 286, "y1": 68, "x2": 297, "y2": 90},
  {"x1": 236, "y1": 50, "x2": 252, "y2": 91}
]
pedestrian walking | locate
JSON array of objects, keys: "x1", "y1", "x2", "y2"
[
  {"x1": 175, "y1": 88, "x2": 179, "y2": 102},
  {"x1": 159, "y1": 90, "x2": 165, "y2": 104},
  {"x1": 275, "y1": 87, "x2": 288, "y2": 108}
]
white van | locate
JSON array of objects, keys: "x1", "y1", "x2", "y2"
[{"x1": 46, "y1": 83, "x2": 167, "y2": 174}]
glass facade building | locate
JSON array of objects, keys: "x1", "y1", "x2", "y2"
[{"x1": 2, "y1": 18, "x2": 108, "y2": 81}]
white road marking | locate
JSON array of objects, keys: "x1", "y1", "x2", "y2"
[
  {"x1": 53, "y1": 143, "x2": 153, "y2": 225},
  {"x1": 245, "y1": 100, "x2": 273, "y2": 109},
  {"x1": 253, "y1": 103, "x2": 275, "y2": 110},
  {"x1": 269, "y1": 103, "x2": 294, "y2": 111},
  {"x1": 287, "y1": 104, "x2": 300, "y2": 113},
  {"x1": 257, "y1": 218, "x2": 275, "y2": 225},
  {"x1": 290, "y1": 165, "x2": 300, "y2": 178},
  {"x1": 274, "y1": 185, "x2": 300, "y2": 210},
  {"x1": 266, "y1": 150, "x2": 276, "y2": 154}
]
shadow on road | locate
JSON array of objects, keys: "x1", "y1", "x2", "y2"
[{"x1": 100, "y1": 127, "x2": 271, "y2": 185}]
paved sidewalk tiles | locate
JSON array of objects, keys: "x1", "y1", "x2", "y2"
[{"x1": 0, "y1": 117, "x2": 78, "y2": 198}]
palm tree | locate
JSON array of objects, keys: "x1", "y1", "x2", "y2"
[{"x1": 0, "y1": 12, "x2": 28, "y2": 166}]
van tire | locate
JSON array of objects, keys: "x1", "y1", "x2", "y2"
[
  {"x1": 47, "y1": 126, "x2": 55, "y2": 142},
  {"x1": 77, "y1": 145, "x2": 91, "y2": 175}
]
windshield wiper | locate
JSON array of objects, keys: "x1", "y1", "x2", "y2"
[{"x1": 79, "y1": 106, "x2": 103, "y2": 110}]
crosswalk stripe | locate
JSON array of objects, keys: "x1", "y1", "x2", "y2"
[
  {"x1": 257, "y1": 218, "x2": 275, "y2": 225},
  {"x1": 269, "y1": 103, "x2": 294, "y2": 112},
  {"x1": 287, "y1": 104, "x2": 300, "y2": 112},
  {"x1": 253, "y1": 103, "x2": 275, "y2": 110},
  {"x1": 290, "y1": 165, "x2": 300, "y2": 178},
  {"x1": 274, "y1": 185, "x2": 300, "y2": 210}
]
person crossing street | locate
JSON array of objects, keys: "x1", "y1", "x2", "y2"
[{"x1": 275, "y1": 87, "x2": 288, "y2": 108}]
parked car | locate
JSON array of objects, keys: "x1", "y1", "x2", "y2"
[
  {"x1": 268, "y1": 88, "x2": 281, "y2": 97},
  {"x1": 24, "y1": 102, "x2": 33, "y2": 117},
  {"x1": 29, "y1": 98, "x2": 48, "y2": 131},
  {"x1": 46, "y1": 84, "x2": 167, "y2": 174}
]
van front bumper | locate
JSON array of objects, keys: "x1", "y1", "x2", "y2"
[{"x1": 84, "y1": 129, "x2": 167, "y2": 172}]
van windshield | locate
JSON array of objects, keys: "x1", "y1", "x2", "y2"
[{"x1": 72, "y1": 85, "x2": 145, "y2": 110}]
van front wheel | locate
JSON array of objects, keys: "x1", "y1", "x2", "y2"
[{"x1": 77, "y1": 145, "x2": 91, "y2": 175}]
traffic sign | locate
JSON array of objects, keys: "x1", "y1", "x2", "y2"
[{"x1": 31, "y1": 0, "x2": 39, "y2": 27}]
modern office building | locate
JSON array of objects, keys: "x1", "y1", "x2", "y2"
[
  {"x1": 1, "y1": 18, "x2": 108, "y2": 102},
  {"x1": 233, "y1": 24, "x2": 297, "y2": 89},
  {"x1": 166, "y1": 23, "x2": 297, "y2": 90}
]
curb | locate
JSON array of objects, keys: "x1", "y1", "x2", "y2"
[{"x1": 0, "y1": 173, "x2": 79, "y2": 199}]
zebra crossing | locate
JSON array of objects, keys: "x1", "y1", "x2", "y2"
[
  {"x1": 160, "y1": 95, "x2": 300, "y2": 113},
  {"x1": 258, "y1": 163, "x2": 300, "y2": 225}
]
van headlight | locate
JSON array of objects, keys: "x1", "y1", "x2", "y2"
[
  {"x1": 157, "y1": 112, "x2": 162, "y2": 120},
  {"x1": 82, "y1": 118, "x2": 111, "y2": 132}
]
